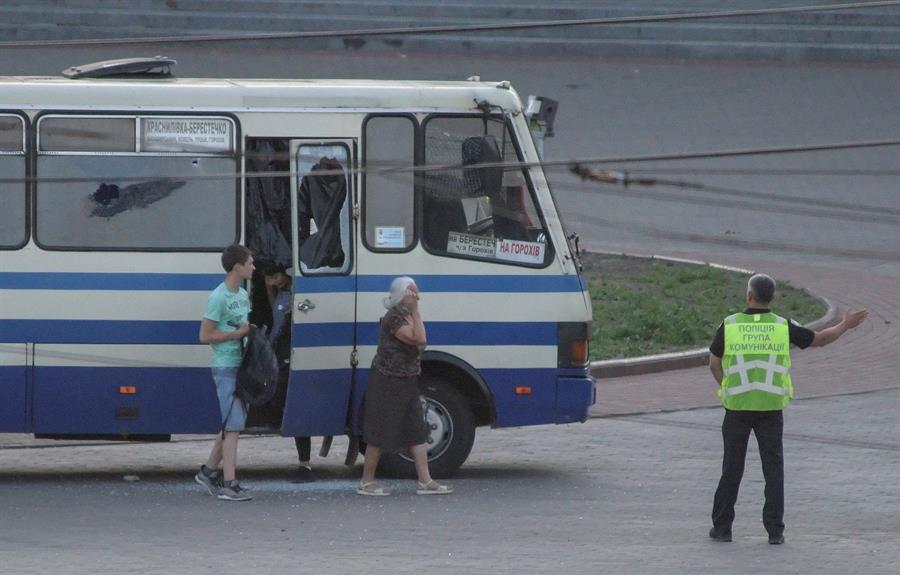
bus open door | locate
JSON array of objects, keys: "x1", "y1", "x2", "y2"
[{"x1": 282, "y1": 139, "x2": 358, "y2": 438}]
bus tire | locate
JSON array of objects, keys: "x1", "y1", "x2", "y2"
[{"x1": 378, "y1": 377, "x2": 475, "y2": 479}]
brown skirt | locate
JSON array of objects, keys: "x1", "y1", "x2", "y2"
[{"x1": 362, "y1": 369, "x2": 428, "y2": 453}]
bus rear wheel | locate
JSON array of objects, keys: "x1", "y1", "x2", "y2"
[{"x1": 378, "y1": 377, "x2": 475, "y2": 479}]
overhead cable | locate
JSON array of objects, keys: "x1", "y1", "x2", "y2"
[
  {"x1": 3, "y1": 137, "x2": 900, "y2": 186},
  {"x1": 567, "y1": 210, "x2": 900, "y2": 261},
  {"x1": 568, "y1": 165, "x2": 900, "y2": 219},
  {"x1": 1, "y1": 1, "x2": 899, "y2": 48}
]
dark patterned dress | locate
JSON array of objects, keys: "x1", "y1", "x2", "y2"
[{"x1": 362, "y1": 305, "x2": 429, "y2": 452}]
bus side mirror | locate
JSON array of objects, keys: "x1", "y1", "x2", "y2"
[
  {"x1": 525, "y1": 95, "x2": 558, "y2": 138},
  {"x1": 525, "y1": 95, "x2": 559, "y2": 159}
]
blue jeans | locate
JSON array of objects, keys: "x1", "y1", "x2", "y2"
[{"x1": 212, "y1": 367, "x2": 246, "y2": 432}]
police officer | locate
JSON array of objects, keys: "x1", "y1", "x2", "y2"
[{"x1": 707, "y1": 273, "x2": 867, "y2": 545}]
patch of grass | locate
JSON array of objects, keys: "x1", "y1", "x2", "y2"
[{"x1": 581, "y1": 253, "x2": 826, "y2": 360}]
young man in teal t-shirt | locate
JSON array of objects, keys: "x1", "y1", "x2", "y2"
[{"x1": 195, "y1": 244, "x2": 255, "y2": 501}]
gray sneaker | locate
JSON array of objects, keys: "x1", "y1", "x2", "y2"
[
  {"x1": 217, "y1": 480, "x2": 252, "y2": 501},
  {"x1": 194, "y1": 465, "x2": 221, "y2": 496}
]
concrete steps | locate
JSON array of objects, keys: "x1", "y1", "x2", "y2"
[{"x1": 2, "y1": 0, "x2": 899, "y2": 61}]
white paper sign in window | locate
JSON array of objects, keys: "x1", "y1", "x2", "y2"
[
  {"x1": 446, "y1": 231, "x2": 497, "y2": 259},
  {"x1": 495, "y1": 238, "x2": 545, "y2": 264},
  {"x1": 141, "y1": 117, "x2": 234, "y2": 153},
  {"x1": 375, "y1": 226, "x2": 406, "y2": 248}
]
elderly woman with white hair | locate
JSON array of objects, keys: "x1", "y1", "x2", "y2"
[{"x1": 357, "y1": 276, "x2": 453, "y2": 496}]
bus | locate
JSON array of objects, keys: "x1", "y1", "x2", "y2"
[{"x1": 0, "y1": 57, "x2": 594, "y2": 476}]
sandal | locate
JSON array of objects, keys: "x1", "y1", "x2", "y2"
[
  {"x1": 357, "y1": 481, "x2": 391, "y2": 496},
  {"x1": 416, "y1": 480, "x2": 453, "y2": 495}
]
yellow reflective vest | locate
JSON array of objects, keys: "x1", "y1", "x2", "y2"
[{"x1": 720, "y1": 312, "x2": 793, "y2": 411}]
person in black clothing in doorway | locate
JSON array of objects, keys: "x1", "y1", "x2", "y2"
[
  {"x1": 297, "y1": 156, "x2": 346, "y2": 270},
  {"x1": 262, "y1": 262, "x2": 316, "y2": 482}
]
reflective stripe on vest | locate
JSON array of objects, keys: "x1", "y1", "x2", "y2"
[{"x1": 720, "y1": 312, "x2": 793, "y2": 410}]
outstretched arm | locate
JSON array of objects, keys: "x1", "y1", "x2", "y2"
[{"x1": 810, "y1": 308, "x2": 868, "y2": 347}]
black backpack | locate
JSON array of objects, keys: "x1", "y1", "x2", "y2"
[{"x1": 235, "y1": 328, "x2": 280, "y2": 407}]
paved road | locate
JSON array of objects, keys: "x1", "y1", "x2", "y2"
[{"x1": 0, "y1": 389, "x2": 897, "y2": 575}]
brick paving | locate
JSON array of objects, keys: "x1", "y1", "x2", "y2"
[{"x1": 592, "y1": 252, "x2": 900, "y2": 417}]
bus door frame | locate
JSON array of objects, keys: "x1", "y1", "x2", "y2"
[{"x1": 281, "y1": 138, "x2": 358, "y2": 437}]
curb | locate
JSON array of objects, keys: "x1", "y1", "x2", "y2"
[{"x1": 588, "y1": 253, "x2": 839, "y2": 379}]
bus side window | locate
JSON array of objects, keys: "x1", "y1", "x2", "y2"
[
  {"x1": 462, "y1": 135, "x2": 529, "y2": 241},
  {"x1": 363, "y1": 115, "x2": 415, "y2": 251},
  {"x1": 35, "y1": 115, "x2": 238, "y2": 250},
  {"x1": 296, "y1": 144, "x2": 352, "y2": 275},
  {"x1": 422, "y1": 116, "x2": 550, "y2": 266},
  {"x1": 298, "y1": 156, "x2": 346, "y2": 269},
  {"x1": 0, "y1": 114, "x2": 26, "y2": 248}
]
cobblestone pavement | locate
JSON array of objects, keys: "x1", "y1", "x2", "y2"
[{"x1": 0, "y1": 390, "x2": 897, "y2": 575}]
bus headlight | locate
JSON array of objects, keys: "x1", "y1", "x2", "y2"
[{"x1": 558, "y1": 321, "x2": 591, "y2": 368}]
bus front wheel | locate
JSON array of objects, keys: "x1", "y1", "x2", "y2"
[{"x1": 378, "y1": 377, "x2": 475, "y2": 479}]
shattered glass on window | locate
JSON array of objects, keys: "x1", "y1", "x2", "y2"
[
  {"x1": 36, "y1": 155, "x2": 237, "y2": 249},
  {"x1": 296, "y1": 144, "x2": 352, "y2": 275}
]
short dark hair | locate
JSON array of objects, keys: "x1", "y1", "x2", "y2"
[
  {"x1": 221, "y1": 244, "x2": 252, "y2": 272},
  {"x1": 747, "y1": 273, "x2": 776, "y2": 304},
  {"x1": 256, "y1": 260, "x2": 284, "y2": 277}
]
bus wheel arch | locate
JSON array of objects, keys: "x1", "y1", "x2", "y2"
[
  {"x1": 421, "y1": 351, "x2": 494, "y2": 428},
  {"x1": 377, "y1": 354, "x2": 487, "y2": 478}
]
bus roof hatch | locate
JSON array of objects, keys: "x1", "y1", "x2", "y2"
[{"x1": 62, "y1": 56, "x2": 177, "y2": 79}]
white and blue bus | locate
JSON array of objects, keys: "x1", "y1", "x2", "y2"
[{"x1": 0, "y1": 58, "x2": 594, "y2": 476}]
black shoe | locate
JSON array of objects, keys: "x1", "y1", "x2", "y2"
[
  {"x1": 709, "y1": 527, "x2": 733, "y2": 542},
  {"x1": 768, "y1": 534, "x2": 785, "y2": 545},
  {"x1": 293, "y1": 464, "x2": 316, "y2": 483}
]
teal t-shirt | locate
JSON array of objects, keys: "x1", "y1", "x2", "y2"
[{"x1": 203, "y1": 282, "x2": 251, "y2": 368}]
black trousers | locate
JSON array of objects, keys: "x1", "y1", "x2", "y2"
[
  {"x1": 275, "y1": 366, "x2": 311, "y2": 464},
  {"x1": 295, "y1": 436, "x2": 311, "y2": 462},
  {"x1": 712, "y1": 409, "x2": 785, "y2": 536}
]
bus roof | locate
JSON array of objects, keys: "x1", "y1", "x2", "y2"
[{"x1": 0, "y1": 76, "x2": 524, "y2": 113}]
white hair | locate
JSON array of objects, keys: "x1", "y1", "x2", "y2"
[
  {"x1": 747, "y1": 273, "x2": 776, "y2": 304},
  {"x1": 383, "y1": 276, "x2": 416, "y2": 309}
]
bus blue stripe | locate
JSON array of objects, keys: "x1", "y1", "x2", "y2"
[
  {"x1": 0, "y1": 320, "x2": 200, "y2": 344},
  {"x1": 2, "y1": 273, "x2": 583, "y2": 293},
  {"x1": 0, "y1": 320, "x2": 557, "y2": 345},
  {"x1": 20, "y1": 365, "x2": 590, "y2": 434},
  {"x1": 0, "y1": 272, "x2": 221, "y2": 291}
]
